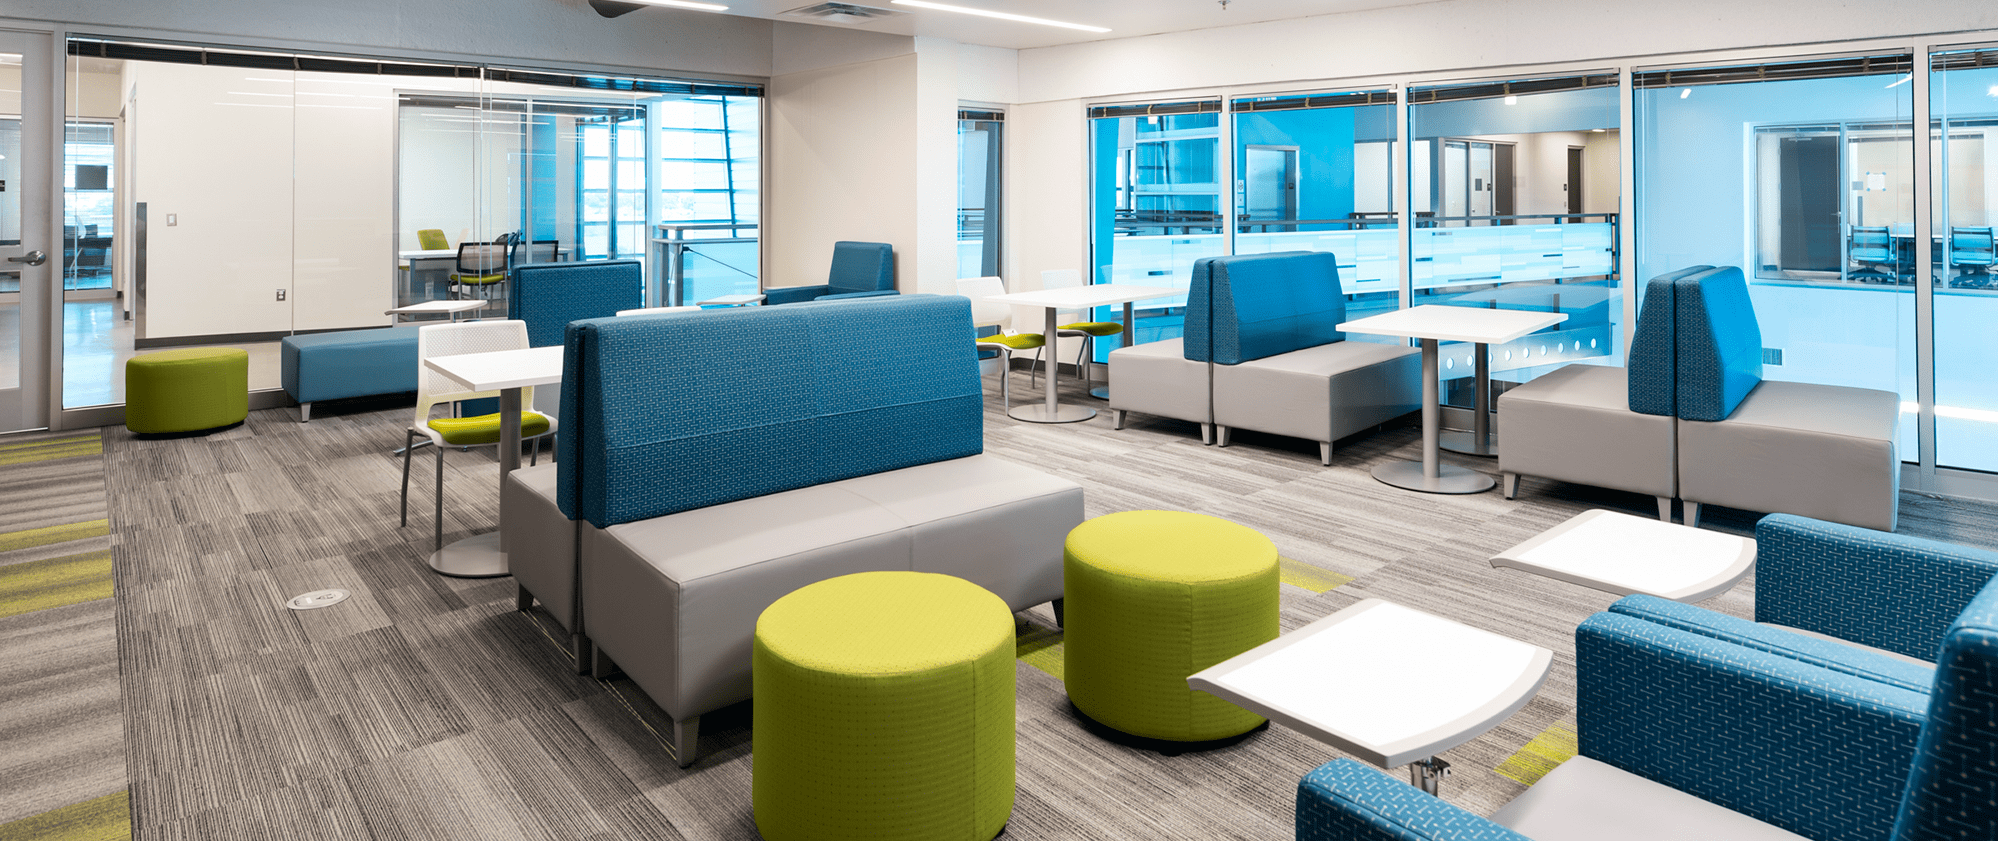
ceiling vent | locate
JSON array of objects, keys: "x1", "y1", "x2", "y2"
[{"x1": 780, "y1": 2, "x2": 906, "y2": 24}]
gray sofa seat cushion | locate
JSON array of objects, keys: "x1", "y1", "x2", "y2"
[
  {"x1": 1108, "y1": 337, "x2": 1211, "y2": 426},
  {"x1": 1497, "y1": 364, "x2": 1678, "y2": 499},
  {"x1": 1678, "y1": 380, "x2": 1900, "y2": 531},
  {"x1": 502, "y1": 463, "x2": 577, "y2": 630},
  {"x1": 834, "y1": 454, "x2": 1081, "y2": 612},
  {"x1": 1211, "y1": 340, "x2": 1419, "y2": 443}
]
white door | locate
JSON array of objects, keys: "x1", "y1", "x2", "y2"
[{"x1": 0, "y1": 29, "x2": 53, "y2": 433}]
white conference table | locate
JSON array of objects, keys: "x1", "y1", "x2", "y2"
[
  {"x1": 1338, "y1": 305, "x2": 1567, "y2": 494},
  {"x1": 1189, "y1": 599, "x2": 1552, "y2": 796},
  {"x1": 980, "y1": 283, "x2": 1180, "y2": 423},
  {"x1": 420, "y1": 344, "x2": 564, "y2": 578}
]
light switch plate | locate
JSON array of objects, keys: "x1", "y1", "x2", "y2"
[{"x1": 166, "y1": 214, "x2": 177, "y2": 226}]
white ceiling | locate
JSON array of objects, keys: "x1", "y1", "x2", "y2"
[{"x1": 704, "y1": 0, "x2": 1443, "y2": 51}]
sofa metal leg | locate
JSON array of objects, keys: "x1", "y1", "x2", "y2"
[
  {"x1": 299, "y1": 402, "x2": 311, "y2": 423},
  {"x1": 1501, "y1": 472, "x2": 1519, "y2": 500},
  {"x1": 591, "y1": 646, "x2": 618, "y2": 680},
  {"x1": 1655, "y1": 496, "x2": 1673, "y2": 523},
  {"x1": 1201, "y1": 423, "x2": 1214, "y2": 445},
  {"x1": 1684, "y1": 501, "x2": 1702, "y2": 528},
  {"x1": 1216, "y1": 426, "x2": 1232, "y2": 448},
  {"x1": 673, "y1": 715, "x2": 701, "y2": 769},
  {"x1": 1113, "y1": 409, "x2": 1126, "y2": 430},
  {"x1": 1052, "y1": 597, "x2": 1065, "y2": 629},
  {"x1": 515, "y1": 583, "x2": 534, "y2": 611},
  {"x1": 1320, "y1": 441, "x2": 1333, "y2": 466},
  {"x1": 572, "y1": 634, "x2": 592, "y2": 675}
]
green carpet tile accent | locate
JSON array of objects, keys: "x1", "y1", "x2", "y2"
[
  {"x1": 1017, "y1": 623, "x2": 1065, "y2": 681},
  {"x1": 0, "y1": 520, "x2": 110, "y2": 554},
  {"x1": 0, "y1": 434, "x2": 103, "y2": 468},
  {"x1": 0, "y1": 791, "x2": 130, "y2": 841},
  {"x1": 1493, "y1": 720, "x2": 1580, "y2": 786},
  {"x1": 1279, "y1": 556, "x2": 1354, "y2": 593},
  {"x1": 0, "y1": 549, "x2": 115, "y2": 620}
]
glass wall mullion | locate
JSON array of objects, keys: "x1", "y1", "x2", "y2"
[{"x1": 1913, "y1": 44, "x2": 1936, "y2": 480}]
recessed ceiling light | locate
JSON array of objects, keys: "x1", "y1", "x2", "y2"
[
  {"x1": 1680, "y1": 88, "x2": 1692, "y2": 99},
  {"x1": 1591, "y1": 128, "x2": 1606, "y2": 133},
  {"x1": 1503, "y1": 95, "x2": 1517, "y2": 105},
  {"x1": 628, "y1": 0, "x2": 730, "y2": 11},
  {"x1": 890, "y1": 0, "x2": 1109, "y2": 33}
]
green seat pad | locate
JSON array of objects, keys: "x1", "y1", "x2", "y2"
[
  {"x1": 976, "y1": 332, "x2": 1045, "y2": 350},
  {"x1": 450, "y1": 273, "x2": 505, "y2": 285},
  {"x1": 426, "y1": 411, "x2": 550, "y2": 446},
  {"x1": 125, "y1": 347, "x2": 249, "y2": 435},
  {"x1": 1063, "y1": 510, "x2": 1279, "y2": 742},
  {"x1": 754, "y1": 571, "x2": 1015, "y2": 841},
  {"x1": 1059, "y1": 321, "x2": 1123, "y2": 337}
]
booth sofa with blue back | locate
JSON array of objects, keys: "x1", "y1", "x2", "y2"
[
  {"x1": 1500, "y1": 266, "x2": 1900, "y2": 531},
  {"x1": 762, "y1": 240, "x2": 898, "y2": 305},
  {"x1": 501, "y1": 295, "x2": 1083, "y2": 767},
  {"x1": 1294, "y1": 513, "x2": 1998, "y2": 841},
  {"x1": 1109, "y1": 251, "x2": 1420, "y2": 464}
]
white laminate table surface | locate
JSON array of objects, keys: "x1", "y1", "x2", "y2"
[
  {"x1": 1490, "y1": 509, "x2": 1758, "y2": 602},
  {"x1": 399, "y1": 249, "x2": 460, "y2": 262},
  {"x1": 1188, "y1": 599, "x2": 1553, "y2": 769},
  {"x1": 388, "y1": 300, "x2": 488, "y2": 319},
  {"x1": 423, "y1": 345, "x2": 564, "y2": 394},
  {"x1": 1338, "y1": 304, "x2": 1569, "y2": 345},
  {"x1": 698, "y1": 293, "x2": 766, "y2": 306},
  {"x1": 981, "y1": 283, "x2": 1181, "y2": 310}
]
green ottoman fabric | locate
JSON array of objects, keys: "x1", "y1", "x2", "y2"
[
  {"x1": 1064, "y1": 510, "x2": 1279, "y2": 742},
  {"x1": 753, "y1": 571, "x2": 1015, "y2": 841},
  {"x1": 125, "y1": 347, "x2": 250, "y2": 434}
]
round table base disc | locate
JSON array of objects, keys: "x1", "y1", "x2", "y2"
[
  {"x1": 427, "y1": 531, "x2": 511, "y2": 578},
  {"x1": 1008, "y1": 404, "x2": 1097, "y2": 424},
  {"x1": 1371, "y1": 461, "x2": 1495, "y2": 494},
  {"x1": 1438, "y1": 431, "x2": 1500, "y2": 458}
]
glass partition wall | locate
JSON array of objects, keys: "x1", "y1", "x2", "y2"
[
  {"x1": 1635, "y1": 53, "x2": 1918, "y2": 454},
  {"x1": 1089, "y1": 99, "x2": 1225, "y2": 350},
  {"x1": 58, "y1": 38, "x2": 761, "y2": 411},
  {"x1": 1931, "y1": 45, "x2": 1998, "y2": 472}
]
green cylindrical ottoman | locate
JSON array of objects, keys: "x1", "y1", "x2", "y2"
[
  {"x1": 125, "y1": 347, "x2": 249, "y2": 435},
  {"x1": 1064, "y1": 510, "x2": 1279, "y2": 742},
  {"x1": 753, "y1": 571, "x2": 1015, "y2": 841}
]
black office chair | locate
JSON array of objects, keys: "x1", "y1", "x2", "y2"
[
  {"x1": 448, "y1": 242, "x2": 510, "y2": 300},
  {"x1": 1950, "y1": 227, "x2": 1995, "y2": 289},
  {"x1": 1848, "y1": 226, "x2": 1897, "y2": 283}
]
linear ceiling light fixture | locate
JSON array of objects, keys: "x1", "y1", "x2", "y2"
[
  {"x1": 590, "y1": 0, "x2": 727, "y2": 17},
  {"x1": 889, "y1": 0, "x2": 1109, "y2": 33},
  {"x1": 628, "y1": 0, "x2": 730, "y2": 9}
]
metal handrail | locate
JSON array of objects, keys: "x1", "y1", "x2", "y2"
[{"x1": 651, "y1": 223, "x2": 759, "y2": 307}]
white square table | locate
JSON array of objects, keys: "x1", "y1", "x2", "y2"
[
  {"x1": 980, "y1": 283, "x2": 1180, "y2": 423},
  {"x1": 1189, "y1": 598, "x2": 1552, "y2": 795},
  {"x1": 1338, "y1": 305, "x2": 1568, "y2": 493},
  {"x1": 387, "y1": 299, "x2": 488, "y2": 323},
  {"x1": 419, "y1": 344, "x2": 564, "y2": 578},
  {"x1": 1491, "y1": 509, "x2": 1757, "y2": 602}
]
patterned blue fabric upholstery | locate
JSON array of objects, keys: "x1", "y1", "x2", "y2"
[
  {"x1": 556, "y1": 295, "x2": 982, "y2": 527},
  {"x1": 1755, "y1": 514, "x2": 1998, "y2": 663},
  {"x1": 1609, "y1": 594, "x2": 1934, "y2": 693},
  {"x1": 1184, "y1": 251, "x2": 1342, "y2": 365},
  {"x1": 1577, "y1": 611, "x2": 1928, "y2": 841},
  {"x1": 1674, "y1": 266, "x2": 1764, "y2": 422},
  {"x1": 509, "y1": 260, "x2": 643, "y2": 348},
  {"x1": 1894, "y1": 577, "x2": 1998, "y2": 840},
  {"x1": 764, "y1": 240, "x2": 898, "y2": 305},
  {"x1": 1625, "y1": 265, "x2": 1710, "y2": 416},
  {"x1": 1295, "y1": 759, "x2": 1532, "y2": 841}
]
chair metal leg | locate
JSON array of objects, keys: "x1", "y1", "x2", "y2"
[
  {"x1": 400, "y1": 428, "x2": 415, "y2": 526},
  {"x1": 434, "y1": 444, "x2": 445, "y2": 552},
  {"x1": 999, "y1": 349, "x2": 1013, "y2": 410},
  {"x1": 1029, "y1": 346, "x2": 1044, "y2": 389},
  {"x1": 530, "y1": 435, "x2": 539, "y2": 467}
]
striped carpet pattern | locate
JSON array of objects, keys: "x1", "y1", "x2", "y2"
[
  {"x1": 0, "y1": 429, "x2": 128, "y2": 839},
  {"x1": 13, "y1": 370, "x2": 1996, "y2": 840}
]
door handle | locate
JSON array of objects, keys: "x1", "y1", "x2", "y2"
[{"x1": 7, "y1": 250, "x2": 46, "y2": 266}]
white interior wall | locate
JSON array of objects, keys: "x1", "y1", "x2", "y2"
[
  {"x1": 1583, "y1": 130, "x2": 1619, "y2": 215},
  {"x1": 914, "y1": 38, "x2": 962, "y2": 295},
  {"x1": 767, "y1": 51, "x2": 919, "y2": 291},
  {"x1": 292, "y1": 69, "x2": 400, "y2": 332}
]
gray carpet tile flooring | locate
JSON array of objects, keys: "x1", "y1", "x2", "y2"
[{"x1": 69, "y1": 369, "x2": 1998, "y2": 840}]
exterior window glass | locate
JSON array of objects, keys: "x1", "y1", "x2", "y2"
[
  {"x1": 1089, "y1": 101, "x2": 1224, "y2": 350},
  {"x1": 1932, "y1": 46, "x2": 1998, "y2": 472}
]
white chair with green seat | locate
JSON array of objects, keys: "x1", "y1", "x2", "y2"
[
  {"x1": 958, "y1": 276, "x2": 1045, "y2": 411},
  {"x1": 1039, "y1": 268, "x2": 1124, "y2": 396},
  {"x1": 401, "y1": 320, "x2": 558, "y2": 551}
]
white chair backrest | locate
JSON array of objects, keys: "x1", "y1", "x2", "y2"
[
  {"x1": 616, "y1": 306, "x2": 704, "y2": 316},
  {"x1": 957, "y1": 276, "x2": 1012, "y2": 330},
  {"x1": 415, "y1": 320, "x2": 531, "y2": 425}
]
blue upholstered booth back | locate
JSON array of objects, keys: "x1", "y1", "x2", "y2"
[
  {"x1": 1674, "y1": 266, "x2": 1764, "y2": 422},
  {"x1": 1624, "y1": 265, "x2": 1711, "y2": 417},
  {"x1": 556, "y1": 295, "x2": 983, "y2": 528},
  {"x1": 827, "y1": 241, "x2": 895, "y2": 295},
  {"x1": 1896, "y1": 576, "x2": 1998, "y2": 839},
  {"x1": 1183, "y1": 251, "x2": 1344, "y2": 365},
  {"x1": 510, "y1": 260, "x2": 643, "y2": 349}
]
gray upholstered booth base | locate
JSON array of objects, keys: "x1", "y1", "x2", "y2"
[
  {"x1": 1677, "y1": 380, "x2": 1901, "y2": 532},
  {"x1": 1497, "y1": 364, "x2": 1678, "y2": 515},
  {"x1": 1108, "y1": 338, "x2": 1213, "y2": 443},
  {"x1": 579, "y1": 453, "x2": 1081, "y2": 766},
  {"x1": 1211, "y1": 340, "x2": 1420, "y2": 463},
  {"x1": 503, "y1": 463, "x2": 584, "y2": 669}
]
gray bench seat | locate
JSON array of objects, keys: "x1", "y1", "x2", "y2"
[
  {"x1": 1213, "y1": 339, "x2": 1418, "y2": 464},
  {"x1": 1680, "y1": 380, "x2": 1900, "y2": 532}
]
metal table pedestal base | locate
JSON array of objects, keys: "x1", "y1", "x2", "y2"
[
  {"x1": 1438, "y1": 430, "x2": 1499, "y2": 457},
  {"x1": 427, "y1": 531, "x2": 509, "y2": 578},
  {"x1": 1371, "y1": 461, "x2": 1495, "y2": 494},
  {"x1": 1008, "y1": 404, "x2": 1096, "y2": 424}
]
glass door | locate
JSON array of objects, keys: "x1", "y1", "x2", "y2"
[{"x1": 0, "y1": 30, "x2": 53, "y2": 432}]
